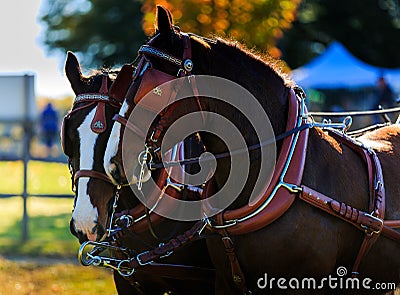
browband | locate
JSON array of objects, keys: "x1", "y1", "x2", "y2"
[{"x1": 138, "y1": 45, "x2": 183, "y2": 67}]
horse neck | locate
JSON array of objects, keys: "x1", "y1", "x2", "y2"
[
  {"x1": 190, "y1": 42, "x2": 291, "y2": 209},
  {"x1": 208, "y1": 41, "x2": 290, "y2": 139},
  {"x1": 197, "y1": 41, "x2": 290, "y2": 154}
]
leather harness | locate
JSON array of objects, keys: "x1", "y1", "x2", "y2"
[
  {"x1": 110, "y1": 32, "x2": 400, "y2": 293},
  {"x1": 63, "y1": 71, "x2": 216, "y2": 285},
  {"x1": 61, "y1": 74, "x2": 119, "y2": 190}
]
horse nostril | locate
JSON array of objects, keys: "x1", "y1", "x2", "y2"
[
  {"x1": 110, "y1": 161, "x2": 121, "y2": 184},
  {"x1": 87, "y1": 225, "x2": 98, "y2": 242},
  {"x1": 70, "y1": 219, "x2": 89, "y2": 244}
]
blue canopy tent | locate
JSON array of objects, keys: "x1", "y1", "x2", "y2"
[{"x1": 291, "y1": 42, "x2": 400, "y2": 90}]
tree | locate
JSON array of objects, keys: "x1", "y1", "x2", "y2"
[
  {"x1": 40, "y1": 0, "x2": 400, "y2": 69},
  {"x1": 40, "y1": 0, "x2": 300, "y2": 68},
  {"x1": 39, "y1": 0, "x2": 145, "y2": 68},
  {"x1": 278, "y1": 0, "x2": 400, "y2": 69},
  {"x1": 142, "y1": 0, "x2": 301, "y2": 59}
]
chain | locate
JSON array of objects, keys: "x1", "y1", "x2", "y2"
[
  {"x1": 137, "y1": 146, "x2": 153, "y2": 191},
  {"x1": 106, "y1": 189, "x2": 120, "y2": 237}
]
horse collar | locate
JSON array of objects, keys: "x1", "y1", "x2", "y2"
[{"x1": 208, "y1": 88, "x2": 309, "y2": 234}]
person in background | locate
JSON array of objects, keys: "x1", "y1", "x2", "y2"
[
  {"x1": 372, "y1": 77, "x2": 395, "y2": 124},
  {"x1": 375, "y1": 77, "x2": 394, "y2": 109},
  {"x1": 40, "y1": 102, "x2": 58, "y2": 156}
]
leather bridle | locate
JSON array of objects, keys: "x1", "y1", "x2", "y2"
[
  {"x1": 61, "y1": 73, "x2": 120, "y2": 191},
  {"x1": 113, "y1": 32, "x2": 199, "y2": 148},
  {"x1": 107, "y1": 30, "x2": 400, "y2": 292}
]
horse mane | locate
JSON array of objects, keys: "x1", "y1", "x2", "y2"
[
  {"x1": 189, "y1": 35, "x2": 293, "y2": 144},
  {"x1": 212, "y1": 37, "x2": 295, "y2": 89}
]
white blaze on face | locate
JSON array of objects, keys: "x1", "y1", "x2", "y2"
[
  {"x1": 72, "y1": 107, "x2": 99, "y2": 241},
  {"x1": 104, "y1": 101, "x2": 126, "y2": 177},
  {"x1": 104, "y1": 101, "x2": 140, "y2": 184}
]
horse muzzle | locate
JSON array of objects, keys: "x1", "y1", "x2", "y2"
[{"x1": 70, "y1": 218, "x2": 106, "y2": 243}]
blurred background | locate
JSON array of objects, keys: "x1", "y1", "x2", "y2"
[{"x1": 0, "y1": 0, "x2": 399, "y2": 294}]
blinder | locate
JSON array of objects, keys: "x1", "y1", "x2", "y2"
[
  {"x1": 60, "y1": 114, "x2": 71, "y2": 157},
  {"x1": 133, "y1": 68, "x2": 177, "y2": 113},
  {"x1": 131, "y1": 32, "x2": 194, "y2": 113}
]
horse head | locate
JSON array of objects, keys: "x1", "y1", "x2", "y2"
[
  {"x1": 63, "y1": 52, "x2": 133, "y2": 242},
  {"x1": 104, "y1": 6, "x2": 287, "y2": 211},
  {"x1": 104, "y1": 6, "x2": 211, "y2": 188}
]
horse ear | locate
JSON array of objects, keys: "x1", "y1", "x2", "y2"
[
  {"x1": 65, "y1": 51, "x2": 83, "y2": 94},
  {"x1": 155, "y1": 5, "x2": 173, "y2": 35},
  {"x1": 109, "y1": 64, "x2": 134, "y2": 103}
]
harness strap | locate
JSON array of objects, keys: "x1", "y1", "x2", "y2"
[
  {"x1": 300, "y1": 186, "x2": 384, "y2": 235},
  {"x1": 124, "y1": 220, "x2": 206, "y2": 269},
  {"x1": 111, "y1": 238, "x2": 215, "y2": 284},
  {"x1": 74, "y1": 169, "x2": 114, "y2": 185},
  {"x1": 327, "y1": 129, "x2": 385, "y2": 276},
  {"x1": 113, "y1": 114, "x2": 147, "y2": 139},
  {"x1": 219, "y1": 228, "x2": 248, "y2": 294},
  {"x1": 91, "y1": 74, "x2": 109, "y2": 134}
]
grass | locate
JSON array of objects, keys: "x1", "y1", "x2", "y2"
[
  {"x1": 1, "y1": 160, "x2": 71, "y2": 195},
  {"x1": 0, "y1": 160, "x2": 75, "y2": 257},
  {"x1": 0, "y1": 197, "x2": 78, "y2": 257},
  {"x1": 0, "y1": 161, "x2": 117, "y2": 294},
  {"x1": 0, "y1": 258, "x2": 116, "y2": 295}
]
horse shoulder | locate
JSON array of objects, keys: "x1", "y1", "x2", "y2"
[
  {"x1": 358, "y1": 125, "x2": 400, "y2": 220},
  {"x1": 358, "y1": 125, "x2": 400, "y2": 153}
]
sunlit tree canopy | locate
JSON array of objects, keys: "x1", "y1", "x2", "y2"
[
  {"x1": 142, "y1": 0, "x2": 301, "y2": 58},
  {"x1": 40, "y1": 0, "x2": 400, "y2": 68}
]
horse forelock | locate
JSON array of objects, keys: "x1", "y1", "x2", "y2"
[{"x1": 76, "y1": 70, "x2": 116, "y2": 94}]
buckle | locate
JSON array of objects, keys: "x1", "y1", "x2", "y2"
[
  {"x1": 136, "y1": 251, "x2": 152, "y2": 266},
  {"x1": 361, "y1": 212, "x2": 383, "y2": 235}
]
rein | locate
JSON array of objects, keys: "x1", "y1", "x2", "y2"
[
  {"x1": 149, "y1": 122, "x2": 313, "y2": 170},
  {"x1": 309, "y1": 106, "x2": 400, "y2": 117}
]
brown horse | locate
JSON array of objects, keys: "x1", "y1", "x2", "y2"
[
  {"x1": 104, "y1": 6, "x2": 400, "y2": 294},
  {"x1": 63, "y1": 51, "x2": 213, "y2": 294}
]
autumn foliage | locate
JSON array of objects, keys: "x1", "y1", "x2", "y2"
[{"x1": 141, "y1": 0, "x2": 301, "y2": 58}]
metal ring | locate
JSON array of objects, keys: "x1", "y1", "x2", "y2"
[
  {"x1": 183, "y1": 59, "x2": 193, "y2": 72},
  {"x1": 117, "y1": 259, "x2": 135, "y2": 277}
]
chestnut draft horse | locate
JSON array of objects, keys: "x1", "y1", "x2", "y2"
[
  {"x1": 104, "y1": 6, "x2": 400, "y2": 294},
  {"x1": 62, "y1": 52, "x2": 213, "y2": 294}
]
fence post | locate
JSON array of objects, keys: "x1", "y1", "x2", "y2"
[
  {"x1": 22, "y1": 123, "x2": 29, "y2": 242},
  {"x1": 21, "y1": 74, "x2": 32, "y2": 242}
]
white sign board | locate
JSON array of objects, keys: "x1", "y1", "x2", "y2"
[{"x1": 0, "y1": 74, "x2": 37, "y2": 121}]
